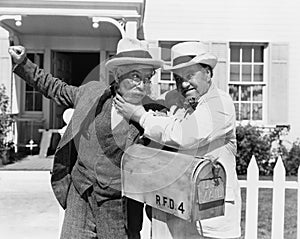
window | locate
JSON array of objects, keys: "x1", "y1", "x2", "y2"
[
  {"x1": 158, "y1": 41, "x2": 182, "y2": 94},
  {"x1": 25, "y1": 53, "x2": 44, "y2": 112},
  {"x1": 107, "y1": 51, "x2": 116, "y2": 84},
  {"x1": 229, "y1": 43, "x2": 266, "y2": 121}
]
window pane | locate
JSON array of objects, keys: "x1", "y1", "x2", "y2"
[
  {"x1": 242, "y1": 65, "x2": 251, "y2": 82},
  {"x1": 242, "y1": 46, "x2": 252, "y2": 62},
  {"x1": 254, "y1": 46, "x2": 264, "y2": 62},
  {"x1": 160, "y1": 83, "x2": 174, "y2": 94},
  {"x1": 230, "y1": 65, "x2": 240, "y2": 81},
  {"x1": 241, "y1": 85, "x2": 251, "y2": 101},
  {"x1": 25, "y1": 93, "x2": 33, "y2": 111},
  {"x1": 26, "y1": 84, "x2": 33, "y2": 91},
  {"x1": 35, "y1": 94, "x2": 43, "y2": 111},
  {"x1": 161, "y1": 48, "x2": 171, "y2": 61},
  {"x1": 230, "y1": 46, "x2": 240, "y2": 62},
  {"x1": 37, "y1": 53, "x2": 44, "y2": 68},
  {"x1": 25, "y1": 53, "x2": 44, "y2": 112},
  {"x1": 234, "y1": 103, "x2": 240, "y2": 120},
  {"x1": 241, "y1": 103, "x2": 251, "y2": 120},
  {"x1": 253, "y1": 85, "x2": 263, "y2": 101},
  {"x1": 229, "y1": 85, "x2": 239, "y2": 101},
  {"x1": 161, "y1": 72, "x2": 171, "y2": 81},
  {"x1": 253, "y1": 103, "x2": 262, "y2": 120},
  {"x1": 254, "y1": 65, "x2": 263, "y2": 82}
]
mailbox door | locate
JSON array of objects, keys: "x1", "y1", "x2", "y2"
[{"x1": 192, "y1": 161, "x2": 226, "y2": 221}]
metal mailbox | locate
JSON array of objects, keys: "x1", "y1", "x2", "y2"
[{"x1": 122, "y1": 144, "x2": 226, "y2": 222}]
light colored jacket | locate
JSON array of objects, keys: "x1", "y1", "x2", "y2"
[{"x1": 139, "y1": 83, "x2": 241, "y2": 238}]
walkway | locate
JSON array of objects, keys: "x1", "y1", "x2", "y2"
[
  {"x1": 0, "y1": 155, "x2": 60, "y2": 239},
  {"x1": 0, "y1": 155, "x2": 54, "y2": 171}
]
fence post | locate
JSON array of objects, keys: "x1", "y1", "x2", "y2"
[
  {"x1": 298, "y1": 166, "x2": 300, "y2": 239},
  {"x1": 245, "y1": 155, "x2": 259, "y2": 239},
  {"x1": 271, "y1": 156, "x2": 285, "y2": 239}
]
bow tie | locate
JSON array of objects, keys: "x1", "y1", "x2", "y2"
[
  {"x1": 184, "y1": 97, "x2": 199, "y2": 110},
  {"x1": 188, "y1": 99, "x2": 199, "y2": 110},
  {"x1": 182, "y1": 98, "x2": 198, "y2": 116}
]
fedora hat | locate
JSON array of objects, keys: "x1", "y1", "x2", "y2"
[
  {"x1": 105, "y1": 38, "x2": 163, "y2": 71},
  {"x1": 166, "y1": 42, "x2": 218, "y2": 71}
]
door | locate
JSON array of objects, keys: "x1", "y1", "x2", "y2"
[{"x1": 51, "y1": 51, "x2": 72, "y2": 129}]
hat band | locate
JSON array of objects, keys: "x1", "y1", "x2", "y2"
[
  {"x1": 173, "y1": 55, "x2": 196, "y2": 66},
  {"x1": 114, "y1": 50, "x2": 152, "y2": 59}
]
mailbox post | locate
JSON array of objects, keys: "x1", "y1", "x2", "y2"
[{"x1": 122, "y1": 144, "x2": 226, "y2": 239}]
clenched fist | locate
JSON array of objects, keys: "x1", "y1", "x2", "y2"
[{"x1": 8, "y1": 46, "x2": 26, "y2": 64}]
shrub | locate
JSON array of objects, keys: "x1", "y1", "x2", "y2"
[
  {"x1": 284, "y1": 142, "x2": 300, "y2": 176},
  {"x1": 0, "y1": 84, "x2": 15, "y2": 165},
  {"x1": 236, "y1": 124, "x2": 272, "y2": 175}
]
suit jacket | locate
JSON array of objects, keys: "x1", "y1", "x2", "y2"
[{"x1": 13, "y1": 57, "x2": 166, "y2": 209}]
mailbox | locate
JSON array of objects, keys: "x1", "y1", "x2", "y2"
[{"x1": 122, "y1": 144, "x2": 226, "y2": 222}]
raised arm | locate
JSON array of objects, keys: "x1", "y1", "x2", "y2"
[{"x1": 9, "y1": 46, "x2": 78, "y2": 108}]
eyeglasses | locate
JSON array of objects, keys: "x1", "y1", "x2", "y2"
[{"x1": 118, "y1": 70, "x2": 156, "y2": 85}]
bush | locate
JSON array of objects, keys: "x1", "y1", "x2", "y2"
[
  {"x1": 236, "y1": 124, "x2": 272, "y2": 175},
  {"x1": 0, "y1": 84, "x2": 15, "y2": 165},
  {"x1": 284, "y1": 142, "x2": 300, "y2": 176},
  {"x1": 236, "y1": 124, "x2": 300, "y2": 176}
]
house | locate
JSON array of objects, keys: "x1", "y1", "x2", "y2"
[
  {"x1": 0, "y1": 0, "x2": 145, "y2": 152},
  {"x1": 0, "y1": 0, "x2": 299, "y2": 152}
]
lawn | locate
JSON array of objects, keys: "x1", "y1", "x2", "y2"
[{"x1": 239, "y1": 176, "x2": 298, "y2": 239}]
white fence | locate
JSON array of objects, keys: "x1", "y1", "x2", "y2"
[
  {"x1": 238, "y1": 155, "x2": 300, "y2": 239},
  {"x1": 1, "y1": 155, "x2": 299, "y2": 239}
]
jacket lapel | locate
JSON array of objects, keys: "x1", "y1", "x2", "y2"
[{"x1": 57, "y1": 82, "x2": 111, "y2": 150}]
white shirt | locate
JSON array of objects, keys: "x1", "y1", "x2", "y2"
[
  {"x1": 139, "y1": 83, "x2": 241, "y2": 238},
  {"x1": 111, "y1": 103, "x2": 124, "y2": 130}
]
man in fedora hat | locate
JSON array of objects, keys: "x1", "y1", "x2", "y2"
[
  {"x1": 115, "y1": 41, "x2": 241, "y2": 238},
  {"x1": 8, "y1": 38, "x2": 165, "y2": 239}
]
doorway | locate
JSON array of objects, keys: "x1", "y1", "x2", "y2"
[{"x1": 49, "y1": 51, "x2": 100, "y2": 153}]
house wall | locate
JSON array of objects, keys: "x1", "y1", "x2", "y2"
[{"x1": 144, "y1": 0, "x2": 300, "y2": 141}]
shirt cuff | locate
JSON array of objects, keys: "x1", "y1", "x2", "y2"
[{"x1": 139, "y1": 111, "x2": 154, "y2": 128}]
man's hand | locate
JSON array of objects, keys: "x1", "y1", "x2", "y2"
[
  {"x1": 114, "y1": 93, "x2": 146, "y2": 123},
  {"x1": 8, "y1": 46, "x2": 26, "y2": 64}
]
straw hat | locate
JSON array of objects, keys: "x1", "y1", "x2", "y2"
[
  {"x1": 166, "y1": 42, "x2": 218, "y2": 71},
  {"x1": 106, "y1": 38, "x2": 163, "y2": 71}
]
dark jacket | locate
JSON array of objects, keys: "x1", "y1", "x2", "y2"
[{"x1": 13, "y1": 57, "x2": 166, "y2": 209}]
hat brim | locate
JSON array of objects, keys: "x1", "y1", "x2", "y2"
[
  {"x1": 106, "y1": 57, "x2": 164, "y2": 71},
  {"x1": 164, "y1": 54, "x2": 217, "y2": 71}
]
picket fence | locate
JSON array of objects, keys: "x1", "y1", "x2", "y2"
[
  {"x1": 239, "y1": 155, "x2": 300, "y2": 239},
  {"x1": 58, "y1": 155, "x2": 299, "y2": 239}
]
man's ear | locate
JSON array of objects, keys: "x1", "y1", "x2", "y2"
[{"x1": 206, "y1": 68, "x2": 212, "y2": 81}]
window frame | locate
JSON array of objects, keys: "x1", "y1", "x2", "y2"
[
  {"x1": 22, "y1": 50, "x2": 45, "y2": 117},
  {"x1": 228, "y1": 43, "x2": 268, "y2": 124},
  {"x1": 158, "y1": 41, "x2": 183, "y2": 95}
]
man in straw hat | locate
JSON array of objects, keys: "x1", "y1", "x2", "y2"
[
  {"x1": 8, "y1": 38, "x2": 165, "y2": 239},
  {"x1": 115, "y1": 41, "x2": 241, "y2": 238}
]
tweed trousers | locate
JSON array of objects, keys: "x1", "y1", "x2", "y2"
[{"x1": 60, "y1": 183, "x2": 127, "y2": 239}]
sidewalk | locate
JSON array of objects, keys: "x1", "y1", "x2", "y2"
[
  {"x1": 0, "y1": 155, "x2": 60, "y2": 239},
  {"x1": 0, "y1": 154, "x2": 54, "y2": 171}
]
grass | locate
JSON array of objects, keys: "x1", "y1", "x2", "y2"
[{"x1": 239, "y1": 176, "x2": 298, "y2": 239}]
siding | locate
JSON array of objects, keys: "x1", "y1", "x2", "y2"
[{"x1": 144, "y1": 0, "x2": 300, "y2": 140}]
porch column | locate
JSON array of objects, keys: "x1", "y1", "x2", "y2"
[
  {"x1": 125, "y1": 21, "x2": 137, "y2": 38},
  {"x1": 0, "y1": 26, "x2": 18, "y2": 147},
  {"x1": 0, "y1": 27, "x2": 12, "y2": 106}
]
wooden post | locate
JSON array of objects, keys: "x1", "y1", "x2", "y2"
[
  {"x1": 298, "y1": 166, "x2": 300, "y2": 239},
  {"x1": 245, "y1": 155, "x2": 259, "y2": 239},
  {"x1": 271, "y1": 156, "x2": 285, "y2": 239}
]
